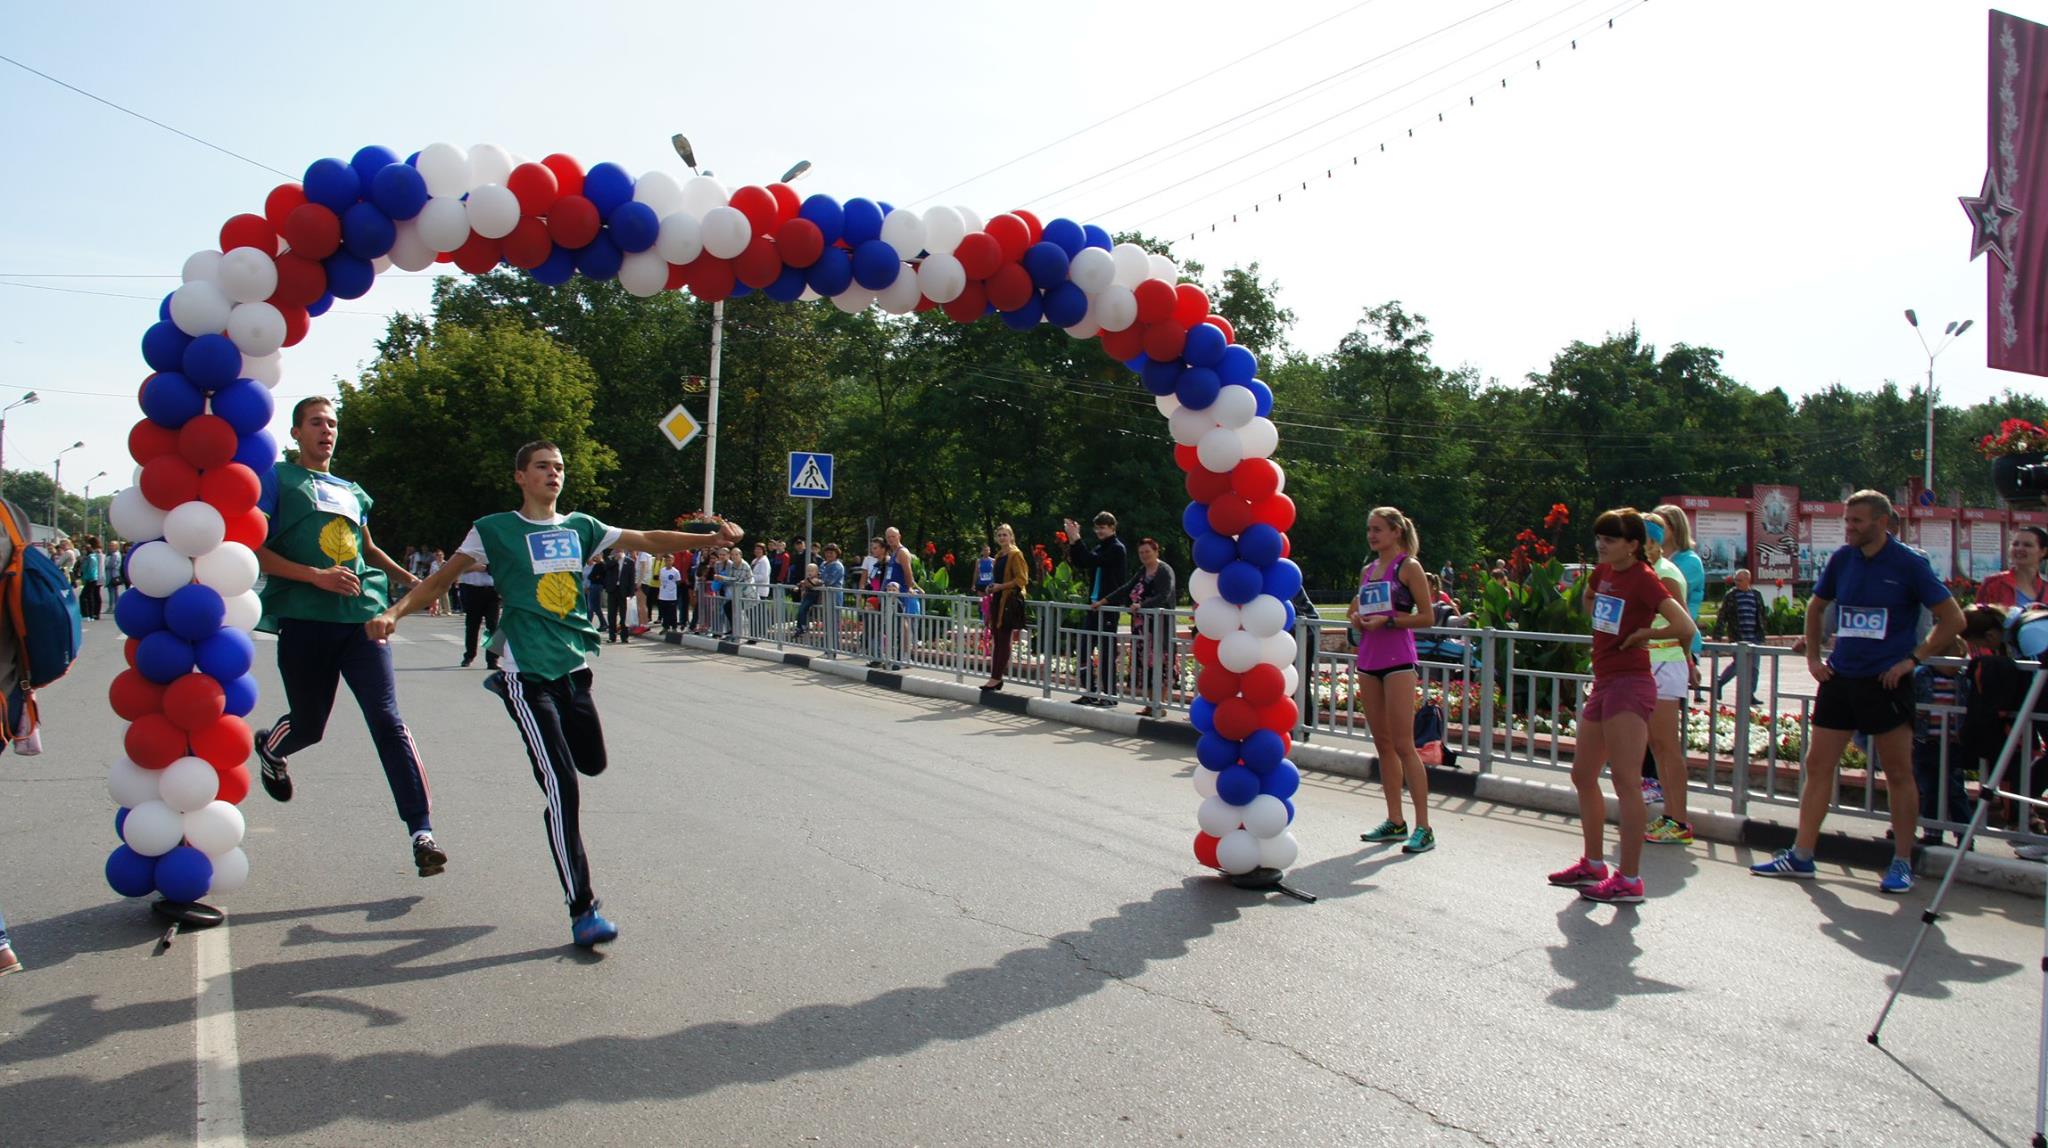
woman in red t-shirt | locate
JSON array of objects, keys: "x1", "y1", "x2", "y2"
[{"x1": 1549, "y1": 507, "x2": 1697, "y2": 905}]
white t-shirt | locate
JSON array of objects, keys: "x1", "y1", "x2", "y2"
[
  {"x1": 750, "y1": 555, "x2": 771, "y2": 597},
  {"x1": 457, "y1": 511, "x2": 624, "y2": 674},
  {"x1": 658, "y1": 567, "x2": 680, "y2": 601}
]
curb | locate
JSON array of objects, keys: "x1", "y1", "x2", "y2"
[{"x1": 665, "y1": 631, "x2": 2045, "y2": 899}]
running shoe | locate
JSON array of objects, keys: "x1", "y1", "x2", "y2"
[
  {"x1": 1879, "y1": 858, "x2": 1915, "y2": 894},
  {"x1": 572, "y1": 908, "x2": 619, "y2": 948},
  {"x1": 1360, "y1": 818, "x2": 1409, "y2": 843},
  {"x1": 256, "y1": 725, "x2": 293, "y2": 802},
  {"x1": 412, "y1": 833, "x2": 448, "y2": 878},
  {"x1": 1547, "y1": 857, "x2": 1608, "y2": 887},
  {"x1": 0, "y1": 945, "x2": 19, "y2": 977},
  {"x1": 1581, "y1": 872, "x2": 1646, "y2": 904},
  {"x1": 1749, "y1": 849, "x2": 1816, "y2": 879},
  {"x1": 1641, "y1": 777, "x2": 1664, "y2": 804},
  {"x1": 1401, "y1": 826, "x2": 1436, "y2": 854},
  {"x1": 1644, "y1": 817, "x2": 1695, "y2": 845}
]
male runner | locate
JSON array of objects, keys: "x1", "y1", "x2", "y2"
[{"x1": 253, "y1": 397, "x2": 446, "y2": 877}]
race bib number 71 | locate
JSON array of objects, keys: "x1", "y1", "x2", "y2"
[
  {"x1": 1592, "y1": 593, "x2": 1625, "y2": 635},
  {"x1": 1357, "y1": 581, "x2": 1392, "y2": 614},
  {"x1": 526, "y1": 529, "x2": 584, "y2": 574}
]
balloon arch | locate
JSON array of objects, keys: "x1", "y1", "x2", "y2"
[{"x1": 98, "y1": 143, "x2": 1306, "y2": 907}]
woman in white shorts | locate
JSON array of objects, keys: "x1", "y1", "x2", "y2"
[{"x1": 1641, "y1": 512, "x2": 1694, "y2": 844}]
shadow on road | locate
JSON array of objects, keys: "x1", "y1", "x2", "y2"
[{"x1": 1798, "y1": 880, "x2": 2023, "y2": 1001}]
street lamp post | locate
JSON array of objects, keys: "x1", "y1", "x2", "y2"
[
  {"x1": 1903, "y1": 310, "x2": 1975, "y2": 495},
  {"x1": 82, "y1": 471, "x2": 107, "y2": 539},
  {"x1": 52, "y1": 440, "x2": 83, "y2": 535},
  {"x1": 0, "y1": 391, "x2": 40, "y2": 479}
]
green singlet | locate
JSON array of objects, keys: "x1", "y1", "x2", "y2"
[
  {"x1": 464, "y1": 510, "x2": 617, "y2": 681},
  {"x1": 257, "y1": 462, "x2": 390, "y2": 633}
]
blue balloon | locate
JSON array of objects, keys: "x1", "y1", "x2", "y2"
[
  {"x1": 349, "y1": 145, "x2": 400, "y2": 189},
  {"x1": 575, "y1": 233, "x2": 623, "y2": 280},
  {"x1": 764, "y1": 265, "x2": 809, "y2": 302},
  {"x1": 1219, "y1": 561, "x2": 1264, "y2": 604},
  {"x1": 369, "y1": 162, "x2": 428, "y2": 220},
  {"x1": 1176, "y1": 366, "x2": 1221, "y2": 410},
  {"x1": 1082, "y1": 223, "x2": 1113, "y2": 251},
  {"x1": 1217, "y1": 343, "x2": 1258, "y2": 386},
  {"x1": 1140, "y1": 358, "x2": 1182, "y2": 396},
  {"x1": 1043, "y1": 281, "x2": 1088, "y2": 328},
  {"x1": 1217, "y1": 765, "x2": 1261, "y2": 806},
  {"x1": 1193, "y1": 531, "x2": 1237, "y2": 573},
  {"x1": 323, "y1": 252, "x2": 375, "y2": 300},
  {"x1": 805, "y1": 246, "x2": 853, "y2": 296},
  {"x1": 531, "y1": 245, "x2": 577, "y2": 285},
  {"x1": 1021, "y1": 241, "x2": 1070, "y2": 291},
  {"x1": 154, "y1": 846, "x2": 214, "y2": 902},
  {"x1": 234, "y1": 428, "x2": 277, "y2": 472},
  {"x1": 115, "y1": 588, "x2": 166, "y2": 638},
  {"x1": 307, "y1": 292, "x2": 334, "y2": 318},
  {"x1": 197, "y1": 627, "x2": 255, "y2": 682},
  {"x1": 1248, "y1": 378, "x2": 1274, "y2": 417},
  {"x1": 165, "y1": 583, "x2": 227, "y2": 642},
  {"x1": 1237, "y1": 523, "x2": 1284, "y2": 567},
  {"x1": 106, "y1": 845, "x2": 156, "y2": 898},
  {"x1": 141, "y1": 372, "x2": 206, "y2": 429},
  {"x1": 211, "y1": 378, "x2": 274, "y2": 436},
  {"x1": 1182, "y1": 503, "x2": 1212, "y2": 538},
  {"x1": 1241, "y1": 728, "x2": 1286, "y2": 772},
  {"x1": 608, "y1": 202, "x2": 660, "y2": 253},
  {"x1": 1261, "y1": 760, "x2": 1300, "y2": 800},
  {"x1": 798, "y1": 195, "x2": 844, "y2": 244},
  {"x1": 142, "y1": 321, "x2": 194, "y2": 373},
  {"x1": 303, "y1": 157, "x2": 361, "y2": 211},
  {"x1": 223, "y1": 673, "x2": 259, "y2": 718},
  {"x1": 1184, "y1": 322, "x2": 1228, "y2": 368},
  {"x1": 1283, "y1": 601, "x2": 1297, "y2": 631},
  {"x1": 998, "y1": 295, "x2": 1043, "y2": 330},
  {"x1": 851, "y1": 240, "x2": 901, "y2": 290},
  {"x1": 1262, "y1": 557, "x2": 1303, "y2": 602},
  {"x1": 582, "y1": 163, "x2": 635, "y2": 216},
  {"x1": 341, "y1": 202, "x2": 396, "y2": 260},
  {"x1": 181, "y1": 334, "x2": 242, "y2": 391},
  {"x1": 1189, "y1": 696, "x2": 1218, "y2": 735},
  {"x1": 841, "y1": 198, "x2": 884, "y2": 245},
  {"x1": 136, "y1": 631, "x2": 197, "y2": 684},
  {"x1": 1125, "y1": 352, "x2": 1150, "y2": 373},
  {"x1": 1042, "y1": 218, "x2": 1086, "y2": 257},
  {"x1": 1282, "y1": 797, "x2": 1296, "y2": 823},
  {"x1": 729, "y1": 282, "x2": 754, "y2": 298},
  {"x1": 1196, "y1": 732, "x2": 1243, "y2": 770},
  {"x1": 116, "y1": 806, "x2": 129, "y2": 837},
  {"x1": 158, "y1": 293, "x2": 174, "y2": 322}
]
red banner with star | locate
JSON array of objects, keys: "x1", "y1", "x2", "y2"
[{"x1": 1981, "y1": 11, "x2": 2048, "y2": 375}]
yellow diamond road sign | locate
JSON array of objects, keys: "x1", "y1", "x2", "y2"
[{"x1": 659, "y1": 404, "x2": 702, "y2": 451}]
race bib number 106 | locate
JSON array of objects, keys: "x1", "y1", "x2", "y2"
[
  {"x1": 526, "y1": 529, "x2": 584, "y2": 574},
  {"x1": 1837, "y1": 606, "x2": 1889, "y2": 641}
]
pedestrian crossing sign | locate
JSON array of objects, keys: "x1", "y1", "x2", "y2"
[
  {"x1": 787, "y1": 451, "x2": 833, "y2": 499},
  {"x1": 659, "y1": 404, "x2": 703, "y2": 451}
]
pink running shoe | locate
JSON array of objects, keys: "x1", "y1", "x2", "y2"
[
  {"x1": 1581, "y1": 872, "x2": 1646, "y2": 904},
  {"x1": 1547, "y1": 857, "x2": 1608, "y2": 887}
]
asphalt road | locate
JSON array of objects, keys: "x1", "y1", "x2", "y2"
[{"x1": 2, "y1": 615, "x2": 2044, "y2": 1146}]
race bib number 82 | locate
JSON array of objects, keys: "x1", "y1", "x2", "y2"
[
  {"x1": 1592, "y1": 593, "x2": 1625, "y2": 635},
  {"x1": 526, "y1": 529, "x2": 584, "y2": 574}
]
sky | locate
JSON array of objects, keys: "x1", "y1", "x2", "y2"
[{"x1": 0, "y1": 0, "x2": 2035, "y2": 510}]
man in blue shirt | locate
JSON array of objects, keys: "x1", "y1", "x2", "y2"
[{"x1": 1752, "y1": 490, "x2": 1964, "y2": 892}]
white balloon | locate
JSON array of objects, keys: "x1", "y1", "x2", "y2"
[
  {"x1": 1243, "y1": 794, "x2": 1290, "y2": 838},
  {"x1": 1193, "y1": 766, "x2": 1219, "y2": 799},
  {"x1": 1239, "y1": 416, "x2": 1279, "y2": 461},
  {"x1": 464, "y1": 184, "x2": 521, "y2": 239},
  {"x1": 388, "y1": 219, "x2": 436, "y2": 272},
  {"x1": 878, "y1": 208, "x2": 926, "y2": 258},
  {"x1": 216, "y1": 248, "x2": 278, "y2": 304},
  {"x1": 226, "y1": 302, "x2": 286, "y2": 358},
  {"x1": 877, "y1": 267, "x2": 922, "y2": 314},
  {"x1": 617, "y1": 250, "x2": 669, "y2": 298},
  {"x1": 1273, "y1": 460, "x2": 1287, "y2": 494},
  {"x1": 681, "y1": 176, "x2": 729, "y2": 217},
  {"x1": 1197, "y1": 795, "x2": 1243, "y2": 837},
  {"x1": 243, "y1": 352, "x2": 282, "y2": 388},
  {"x1": 127, "y1": 541, "x2": 194, "y2": 596},
  {"x1": 169, "y1": 281, "x2": 233, "y2": 337},
  {"x1": 415, "y1": 197, "x2": 473, "y2": 252},
  {"x1": 1282, "y1": 664, "x2": 1300, "y2": 697},
  {"x1": 1257, "y1": 831, "x2": 1300, "y2": 871},
  {"x1": 1219, "y1": 630, "x2": 1263, "y2": 673},
  {"x1": 372, "y1": 255, "x2": 394, "y2": 275},
  {"x1": 110, "y1": 486, "x2": 168, "y2": 543},
  {"x1": 122, "y1": 800, "x2": 184, "y2": 857},
  {"x1": 1068, "y1": 246, "x2": 1115, "y2": 294},
  {"x1": 1193, "y1": 598, "x2": 1242, "y2": 640},
  {"x1": 467, "y1": 143, "x2": 514, "y2": 189},
  {"x1": 1063, "y1": 300, "x2": 1102, "y2": 339},
  {"x1": 1148, "y1": 253, "x2": 1181, "y2": 284},
  {"x1": 922, "y1": 206, "x2": 965, "y2": 255},
  {"x1": 223, "y1": 589, "x2": 262, "y2": 632},
  {"x1": 416, "y1": 143, "x2": 470, "y2": 198},
  {"x1": 955, "y1": 206, "x2": 984, "y2": 234},
  {"x1": 163, "y1": 502, "x2": 226, "y2": 558},
  {"x1": 1210, "y1": 384, "x2": 1257, "y2": 430},
  {"x1": 1240, "y1": 594, "x2": 1287, "y2": 638},
  {"x1": 184, "y1": 800, "x2": 246, "y2": 856},
  {"x1": 1093, "y1": 284, "x2": 1137, "y2": 332},
  {"x1": 915, "y1": 253, "x2": 966, "y2": 303},
  {"x1": 656, "y1": 212, "x2": 704, "y2": 265},
  {"x1": 699, "y1": 206, "x2": 752, "y2": 259},
  {"x1": 831, "y1": 285, "x2": 875, "y2": 314},
  {"x1": 632, "y1": 170, "x2": 687, "y2": 217},
  {"x1": 798, "y1": 286, "x2": 820, "y2": 302},
  {"x1": 1110, "y1": 243, "x2": 1151, "y2": 288},
  {"x1": 1153, "y1": 393, "x2": 1182, "y2": 418},
  {"x1": 159, "y1": 756, "x2": 220, "y2": 814},
  {"x1": 1188, "y1": 568, "x2": 1220, "y2": 603},
  {"x1": 108, "y1": 756, "x2": 162, "y2": 808},
  {"x1": 1197, "y1": 426, "x2": 1245, "y2": 472},
  {"x1": 193, "y1": 541, "x2": 259, "y2": 596},
  {"x1": 1257, "y1": 630, "x2": 1299, "y2": 668},
  {"x1": 1169, "y1": 406, "x2": 1217, "y2": 446},
  {"x1": 181, "y1": 250, "x2": 223, "y2": 286},
  {"x1": 208, "y1": 846, "x2": 250, "y2": 894},
  {"x1": 1217, "y1": 829, "x2": 1262, "y2": 874}
]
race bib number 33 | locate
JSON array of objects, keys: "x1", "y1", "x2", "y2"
[
  {"x1": 1838, "y1": 606, "x2": 1889, "y2": 641},
  {"x1": 526, "y1": 529, "x2": 584, "y2": 574},
  {"x1": 1593, "y1": 593, "x2": 1625, "y2": 635}
]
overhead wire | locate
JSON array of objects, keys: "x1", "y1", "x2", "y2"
[{"x1": 0, "y1": 52, "x2": 295, "y2": 179}]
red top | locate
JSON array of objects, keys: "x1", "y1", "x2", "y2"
[
  {"x1": 1978, "y1": 569, "x2": 2044, "y2": 608},
  {"x1": 1587, "y1": 560, "x2": 1672, "y2": 679}
]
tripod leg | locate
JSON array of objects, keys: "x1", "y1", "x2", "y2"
[{"x1": 2035, "y1": 872, "x2": 2048, "y2": 1148}]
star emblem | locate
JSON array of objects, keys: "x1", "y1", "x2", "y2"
[{"x1": 1961, "y1": 168, "x2": 2023, "y2": 264}]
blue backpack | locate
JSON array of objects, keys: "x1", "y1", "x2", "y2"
[{"x1": 0, "y1": 501, "x2": 82, "y2": 690}]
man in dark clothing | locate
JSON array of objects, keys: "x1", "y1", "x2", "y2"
[
  {"x1": 1064, "y1": 511, "x2": 1129, "y2": 706},
  {"x1": 601, "y1": 549, "x2": 630, "y2": 643},
  {"x1": 1713, "y1": 568, "x2": 1768, "y2": 705}
]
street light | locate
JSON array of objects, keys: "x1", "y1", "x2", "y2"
[
  {"x1": 81, "y1": 471, "x2": 107, "y2": 539},
  {"x1": 51, "y1": 440, "x2": 82, "y2": 534},
  {"x1": 0, "y1": 390, "x2": 40, "y2": 477},
  {"x1": 1904, "y1": 310, "x2": 1975, "y2": 495}
]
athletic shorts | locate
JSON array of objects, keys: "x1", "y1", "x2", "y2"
[
  {"x1": 1582, "y1": 673, "x2": 1657, "y2": 724},
  {"x1": 1652, "y1": 660, "x2": 1687, "y2": 702},
  {"x1": 1359, "y1": 662, "x2": 1418, "y2": 680},
  {"x1": 1812, "y1": 674, "x2": 1915, "y2": 737}
]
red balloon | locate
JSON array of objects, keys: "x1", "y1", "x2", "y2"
[
  {"x1": 767, "y1": 182, "x2": 801, "y2": 226},
  {"x1": 125, "y1": 714, "x2": 188, "y2": 770},
  {"x1": 280, "y1": 203, "x2": 341, "y2": 260},
  {"x1": 954, "y1": 232, "x2": 1002, "y2": 280},
  {"x1": 1231, "y1": 458, "x2": 1282, "y2": 502},
  {"x1": 1281, "y1": 534, "x2": 1291, "y2": 559},
  {"x1": 162, "y1": 674, "x2": 227, "y2": 733},
  {"x1": 214, "y1": 762, "x2": 251, "y2": 806},
  {"x1": 1240, "y1": 663, "x2": 1286, "y2": 706},
  {"x1": 223, "y1": 507, "x2": 267, "y2": 549},
  {"x1": 1186, "y1": 466, "x2": 1232, "y2": 504},
  {"x1": 1202, "y1": 313, "x2": 1236, "y2": 344},
  {"x1": 502, "y1": 217, "x2": 553, "y2": 270},
  {"x1": 200, "y1": 463, "x2": 262, "y2": 517},
  {"x1": 278, "y1": 304, "x2": 310, "y2": 348},
  {"x1": 545, "y1": 195, "x2": 601, "y2": 249},
  {"x1": 1253, "y1": 493, "x2": 1297, "y2": 533},
  {"x1": 776, "y1": 218, "x2": 824, "y2": 268},
  {"x1": 684, "y1": 256, "x2": 735, "y2": 302},
  {"x1": 734, "y1": 236, "x2": 783, "y2": 289},
  {"x1": 506, "y1": 162, "x2": 561, "y2": 215},
  {"x1": 985, "y1": 214, "x2": 1031, "y2": 262},
  {"x1": 941, "y1": 281, "x2": 987, "y2": 324},
  {"x1": 1173, "y1": 283, "x2": 1210, "y2": 327},
  {"x1": 130, "y1": 418, "x2": 180, "y2": 466},
  {"x1": 1196, "y1": 665, "x2": 1242, "y2": 704},
  {"x1": 1258, "y1": 697, "x2": 1299, "y2": 734},
  {"x1": 269, "y1": 253, "x2": 327, "y2": 309},
  {"x1": 1010, "y1": 209, "x2": 1044, "y2": 244},
  {"x1": 1194, "y1": 633, "x2": 1220, "y2": 665},
  {"x1": 1194, "y1": 832, "x2": 1221, "y2": 869},
  {"x1": 263, "y1": 183, "x2": 306, "y2": 232},
  {"x1": 1143, "y1": 321, "x2": 1187, "y2": 363},
  {"x1": 665, "y1": 261, "x2": 689, "y2": 291},
  {"x1": 124, "y1": 637, "x2": 139, "y2": 669},
  {"x1": 190, "y1": 715, "x2": 253, "y2": 772},
  {"x1": 985, "y1": 263, "x2": 1035, "y2": 312},
  {"x1": 540, "y1": 154, "x2": 585, "y2": 198},
  {"x1": 140, "y1": 456, "x2": 201, "y2": 510},
  {"x1": 177, "y1": 415, "x2": 238, "y2": 470},
  {"x1": 109, "y1": 669, "x2": 166, "y2": 722},
  {"x1": 453, "y1": 233, "x2": 502, "y2": 275},
  {"x1": 220, "y1": 213, "x2": 277, "y2": 255},
  {"x1": 1133, "y1": 279, "x2": 1176, "y2": 324},
  {"x1": 1098, "y1": 324, "x2": 1144, "y2": 361},
  {"x1": 1214, "y1": 697, "x2": 1258, "y2": 740},
  {"x1": 1173, "y1": 443, "x2": 1201, "y2": 472},
  {"x1": 1208, "y1": 494, "x2": 1255, "y2": 537},
  {"x1": 730, "y1": 186, "x2": 779, "y2": 236}
]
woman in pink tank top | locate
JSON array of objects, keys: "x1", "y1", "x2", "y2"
[{"x1": 1347, "y1": 507, "x2": 1436, "y2": 855}]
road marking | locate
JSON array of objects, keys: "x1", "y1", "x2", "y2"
[{"x1": 194, "y1": 922, "x2": 246, "y2": 1148}]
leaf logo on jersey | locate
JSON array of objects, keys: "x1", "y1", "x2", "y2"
[
  {"x1": 536, "y1": 570, "x2": 581, "y2": 618},
  {"x1": 319, "y1": 517, "x2": 360, "y2": 563}
]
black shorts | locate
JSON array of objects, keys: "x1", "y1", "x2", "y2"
[
  {"x1": 1812, "y1": 674, "x2": 1915, "y2": 737},
  {"x1": 1360, "y1": 663, "x2": 1418, "y2": 680}
]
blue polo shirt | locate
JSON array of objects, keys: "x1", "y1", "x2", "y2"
[{"x1": 1813, "y1": 536, "x2": 1949, "y2": 677}]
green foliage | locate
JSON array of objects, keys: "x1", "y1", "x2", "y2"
[{"x1": 1766, "y1": 595, "x2": 1808, "y2": 636}]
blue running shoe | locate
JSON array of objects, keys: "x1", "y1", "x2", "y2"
[
  {"x1": 1749, "y1": 849, "x2": 1816, "y2": 879},
  {"x1": 572, "y1": 908, "x2": 619, "y2": 948},
  {"x1": 1879, "y1": 858, "x2": 1915, "y2": 894}
]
